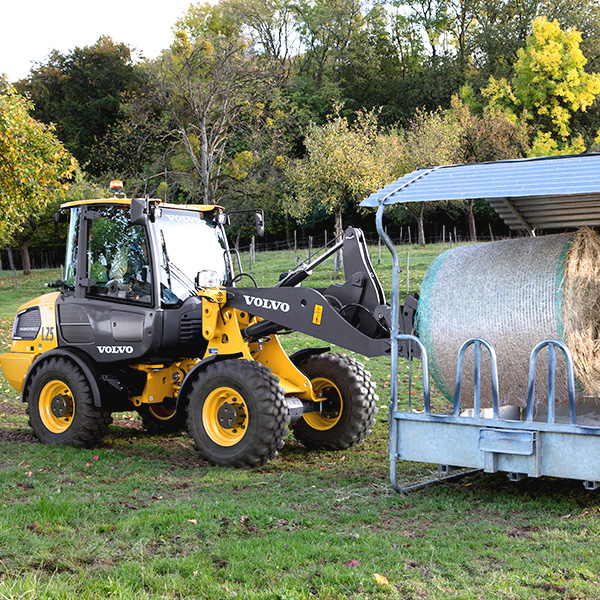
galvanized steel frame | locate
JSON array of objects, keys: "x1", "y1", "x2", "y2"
[{"x1": 375, "y1": 202, "x2": 600, "y2": 491}]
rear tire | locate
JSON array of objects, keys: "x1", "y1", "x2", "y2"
[
  {"x1": 137, "y1": 399, "x2": 186, "y2": 434},
  {"x1": 26, "y1": 357, "x2": 112, "y2": 447},
  {"x1": 186, "y1": 359, "x2": 289, "y2": 468},
  {"x1": 291, "y1": 353, "x2": 378, "y2": 450}
]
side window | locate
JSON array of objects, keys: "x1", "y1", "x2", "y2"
[
  {"x1": 63, "y1": 207, "x2": 80, "y2": 287},
  {"x1": 87, "y1": 206, "x2": 153, "y2": 305}
]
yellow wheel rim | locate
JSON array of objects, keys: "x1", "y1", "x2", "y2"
[
  {"x1": 203, "y1": 386, "x2": 249, "y2": 447},
  {"x1": 148, "y1": 403, "x2": 176, "y2": 421},
  {"x1": 39, "y1": 380, "x2": 75, "y2": 434},
  {"x1": 304, "y1": 377, "x2": 343, "y2": 431}
]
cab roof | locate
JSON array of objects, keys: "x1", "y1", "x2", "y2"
[{"x1": 60, "y1": 198, "x2": 224, "y2": 211}]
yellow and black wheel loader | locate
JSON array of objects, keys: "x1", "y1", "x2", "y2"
[{"x1": 0, "y1": 185, "x2": 414, "y2": 467}]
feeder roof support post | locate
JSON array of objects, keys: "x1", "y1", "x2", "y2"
[
  {"x1": 376, "y1": 203, "x2": 401, "y2": 489},
  {"x1": 494, "y1": 197, "x2": 536, "y2": 236}
]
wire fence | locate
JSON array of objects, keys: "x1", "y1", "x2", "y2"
[
  {"x1": 0, "y1": 226, "x2": 510, "y2": 272},
  {"x1": 235, "y1": 226, "x2": 509, "y2": 255}
]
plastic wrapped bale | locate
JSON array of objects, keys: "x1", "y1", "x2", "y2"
[{"x1": 416, "y1": 229, "x2": 600, "y2": 414}]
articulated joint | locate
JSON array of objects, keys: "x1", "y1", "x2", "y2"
[{"x1": 285, "y1": 397, "x2": 338, "y2": 422}]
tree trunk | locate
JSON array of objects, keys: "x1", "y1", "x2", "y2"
[
  {"x1": 467, "y1": 199, "x2": 477, "y2": 242},
  {"x1": 6, "y1": 247, "x2": 18, "y2": 288},
  {"x1": 20, "y1": 241, "x2": 31, "y2": 275},
  {"x1": 417, "y1": 202, "x2": 426, "y2": 247},
  {"x1": 235, "y1": 226, "x2": 241, "y2": 253},
  {"x1": 334, "y1": 209, "x2": 343, "y2": 273},
  {"x1": 405, "y1": 203, "x2": 426, "y2": 247}
]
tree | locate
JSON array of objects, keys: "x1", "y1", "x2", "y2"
[
  {"x1": 482, "y1": 17, "x2": 600, "y2": 153},
  {"x1": 394, "y1": 0, "x2": 452, "y2": 59},
  {"x1": 17, "y1": 37, "x2": 140, "y2": 176},
  {"x1": 469, "y1": 0, "x2": 539, "y2": 82},
  {"x1": 219, "y1": 91, "x2": 294, "y2": 243},
  {"x1": 450, "y1": 96, "x2": 530, "y2": 239},
  {"x1": 0, "y1": 86, "x2": 76, "y2": 267},
  {"x1": 223, "y1": 0, "x2": 300, "y2": 81},
  {"x1": 295, "y1": 0, "x2": 364, "y2": 86},
  {"x1": 285, "y1": 105, "x2": 395, "y2": 269},
  {"x1": 394, "y1": 108, "x2": 462, "y2": 246},
  {"x1": 147, "y1": 3, "x2": 277, "y2": 204}
]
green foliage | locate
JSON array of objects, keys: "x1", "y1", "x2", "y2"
[
  {"x1": 18, "y1": 37, "x2": 141, "y2": 176},
  {"x1": 482, "y1": 17, "x2": 600, "y2": 153},
  {"x1": 450, "y1": 95, "x2": 531, "y2": 162},
  {"x1": 148, "y1": 4, "x2": 278, "y2": 204},
  {"x1": 0, "y1": 87, "x2": 76, "y2": 246},
  {"x1": 285, "y1": 106, "x2": 395, "y2": 236},
  {"x1": 175, "y1": 1, "x2": 241, "y2": 39},
  {"x1": 395, "y1": 108, "x2": 462, "y2": 175}
]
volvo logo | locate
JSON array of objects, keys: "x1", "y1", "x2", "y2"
[
  {"x1": 97, "y1": 345, "x2": 135, "y2": 354},
  {"x1": 243, "y1": 295, "x2": 290, "y2": 312},
  {"x1": 165, "y1": 214, "x2": 202, "y2": 223}
]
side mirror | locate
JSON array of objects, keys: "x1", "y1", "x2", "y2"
[
  {"x1": 254, "y1": 211, "x2": 265, "y2": 237},
  {"x1": 55, "y1": 211, "x2": 68, "y2": 224},
  {"x1": 131, "y1": 197, "x2": 152, "y2": 225}
]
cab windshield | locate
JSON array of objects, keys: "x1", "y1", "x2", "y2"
[{"x1": 150, "y1": 207, "x2": 232, "y2": 304}]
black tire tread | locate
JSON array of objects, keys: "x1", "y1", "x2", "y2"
[
  {"x1": 186, "y1": 359, "x2": 289, "y2": 468},
  {"x1": 26, "y1": 356, "x2": 112, "y2": 448},
  {"x1": 291, "y1": 352, "x2": 378, "y2": 450}
]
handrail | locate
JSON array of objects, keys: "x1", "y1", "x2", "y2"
[
  {"x1": 525, "y1": 340, "x2": 577, "y2": 425},
  {"x1": 453, "y1": 338, "x2": 500, "y2": 418},
  {"x1": 397, "y1": 335, "x2": 430, "y2": 413}
]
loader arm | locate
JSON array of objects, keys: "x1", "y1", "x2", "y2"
[
  {"x1": 226, "y1": 227, "x2": 419, "y2": 357},
  {"x1": 226, "y1": 286, "x2": 391, "y2": 357}
]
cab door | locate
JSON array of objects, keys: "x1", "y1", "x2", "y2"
[{"x1": 57, "y1": 203, "x2": 162, "y2": 363}]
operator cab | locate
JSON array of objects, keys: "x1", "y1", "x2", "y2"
[
  {"x1": 61, "y1": 197, "x2": 233, "y2": 309},
  {"x1": 56, "y1": 190, "x2": 234, "y2": 364}
]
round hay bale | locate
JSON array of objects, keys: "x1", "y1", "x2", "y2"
[{"x1": 416, "y1": 228, "x2": 600, "y2": 409}]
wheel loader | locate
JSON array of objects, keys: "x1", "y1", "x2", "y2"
[{"x1": 0, "y1": 183, "x2": 410, "y2": 467}]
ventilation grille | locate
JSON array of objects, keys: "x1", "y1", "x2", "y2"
[
  {"x1": 179, "y1": 314, "x2": 204, "y2": 342},
  {"x1": 14, "y1": 307, "x2": 41, "y2": 340},
  {"x1": 59, "y1": 304, "x2": 94, "y2": 344}
]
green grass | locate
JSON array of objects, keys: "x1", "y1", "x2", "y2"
[{"x1": 1, "y1": 244, "x2": 600, "y2": 599}]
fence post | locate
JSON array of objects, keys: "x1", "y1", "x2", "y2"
[
  {"x1": 442, "y1": 224, "x2": 446, "y2": 245},
  {"x1": 308, "y1": 236, "x2": 313, "y2": 260}
]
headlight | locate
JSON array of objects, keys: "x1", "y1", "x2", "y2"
[{"x1": 196, "y1": 270, "x2": 220, "y2": 289}]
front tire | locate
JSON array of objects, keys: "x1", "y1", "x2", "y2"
[
  {"x1": 291, "y1": 353, "x2": 378, "y2": 450},
  {"x1": 186, "y1": 359, "x2": 289, "y2": 468},
  {"x1": 26, "y1": 357, "x2": 112, "y2": 447}
]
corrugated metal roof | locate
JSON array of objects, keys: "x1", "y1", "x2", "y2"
[{"x1": 360, "y1": 154, "x2": 600, "y2": 232}]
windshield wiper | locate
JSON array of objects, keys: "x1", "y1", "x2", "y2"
[
  {"x1": 169, "y1": 261, "x2": 197, "y2": 294},
  {"x1": 160, "y1": 229, "x2": 197, "y2": 297}
]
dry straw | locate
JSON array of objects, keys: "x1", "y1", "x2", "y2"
[{"x1": 417, "y1": 228, "x2": 600, "y2": 410}]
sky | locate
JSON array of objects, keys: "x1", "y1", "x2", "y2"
[{"x1": 1, "y1": 0, "x2": 200, "y2": 82}]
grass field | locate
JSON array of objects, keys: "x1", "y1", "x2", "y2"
[{"x1": 1, "y1": 243, "x2": 600, "y2": 599}]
